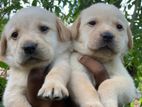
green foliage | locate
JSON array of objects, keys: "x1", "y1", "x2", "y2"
[
  {"x1": 0, "y1": 0, "x2": 142, "y2": 106},
  {"x1": 0, "y1": 77, "x2": 6, "y2": 101},
  {"x1": 0, "y1": 102, "x2": 3, "y2": 107},
  {"x1": 130, "y1": 98, "x2": 142, "y2": 107},
  {"x1": 0, "y1": 61, "x2": 9, "y2": 70}
]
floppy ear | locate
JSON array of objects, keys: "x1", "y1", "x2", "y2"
[
  {"x1": 56, "y1": 18, "x2": 71, "y2": 41},
  {"x1": 127, "y1": 26, "x2": 133, "y2": 49},
  {"x1": 0, "y1": 32, "x2": 7, "y2": 58},
  {"x1": 70, "y1": 17, "x2": 80, "y2": 40}
]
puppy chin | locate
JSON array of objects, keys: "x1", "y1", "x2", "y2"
[
  {"x1": 88, "y1": 44, "x2": 118, "y2": 62},
  {"x1": 16, "y1": 56, "x2": 51, "y2": 69}
]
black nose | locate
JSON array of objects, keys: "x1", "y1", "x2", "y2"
[
  {"x1": 23, "y1": 42, "x2": 37, "y2": 55},
  {"x1": 101, "y1": 32, "x2": 114, "y2": 42}
]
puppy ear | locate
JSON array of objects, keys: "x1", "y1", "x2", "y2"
[
  {"x1": 70, "y1": 17, "x2": 80, "y2": 40},
  {"x1": 0, "y1": 32, "x2": 7, "y2": 58},
  {"x1": 127, "y1": 26, "x2": 133, "y2": 49},
  {"x1": 56, "y1": 18, "x2": 71, "y2": 41}
]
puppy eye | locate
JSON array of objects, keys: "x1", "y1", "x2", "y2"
[
  {"x1": 39, "y1": 25, "x2": 49, "y2": 32},
  {"x1": 116, "y1": 24, "x2": 123, "y2": 30},
  {"x1": 11, "y1": 32, "x2": 18, "y2": 40},
  {"x1": 88, "y1": 21, "x2": 96, "y2": 26}
]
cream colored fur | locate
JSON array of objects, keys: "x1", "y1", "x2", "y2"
[
  {"x1": 0, "y1": 7, "x2": 71, "y2": 107},
  {"x1": 69, "y1": 3, "x2": 136, "y2": 107}
]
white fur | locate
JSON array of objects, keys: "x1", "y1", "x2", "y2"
[
  {"x1": 69, "y1": 3, "x2": 136, "y2": 107},
  {"x1": 1, "y1": 7, "x2": 72, "y2": 107}
]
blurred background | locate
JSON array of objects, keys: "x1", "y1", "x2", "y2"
[{"x1": 0, "y1": 0, "x2": 142, "y2": 106}]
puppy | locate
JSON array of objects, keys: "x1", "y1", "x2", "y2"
[
  {"x1": 69, "y1": 3, "x2": 136, "y2": 107},
  {"x1": 0, "y1": 7, "x2": 71, "y2": 107}
]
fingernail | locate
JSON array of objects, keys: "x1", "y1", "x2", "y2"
[
  {"x1": 78, "y1": 55, "x2": 83, "y2": 61},
  {"x1": 79, "y1": 56, "x2": 88, "y2": 64}
]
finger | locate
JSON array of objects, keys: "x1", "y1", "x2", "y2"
[
  {"x1": 79, "y1": 55, "x2": 109, "y2": 88},
  {"x1": 79, "y1": 55, "x2": 104, "y2": 74}
]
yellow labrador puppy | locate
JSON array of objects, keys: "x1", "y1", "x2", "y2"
[
  {"x1": 70, "y1": 3, "x2": 136, "y2": 107},
  {"x1": 0, "y1": 7, "x2": 71, "y2": 107}
]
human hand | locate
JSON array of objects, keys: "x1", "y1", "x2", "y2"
[
  {"x1": 79, "y1": 55, "x2": 109, "y2": 89},
  {"x1": 27, "y1": 67, "x2": 76, "y2": 107},
  {"x1": 27, "y1": 55, "x2": 109, "y2": 107}
]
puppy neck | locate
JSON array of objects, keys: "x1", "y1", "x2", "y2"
[{"x1": 31, "y1": 63, "x2": 52, "y2": 75}]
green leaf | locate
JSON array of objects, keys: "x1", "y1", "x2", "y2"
[
  {"x1": 0, "y1": 61, "x2": 9, "y2": 70},
  {"x1": 32, "y1": 0, "x2": 38, "y2": 6}
]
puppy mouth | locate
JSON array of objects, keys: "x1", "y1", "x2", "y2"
[
  {"x1": 26, "y1": 56, "x2": 42, "y2": 62},
  {"x1": 20, "y1": 55, "x2": 49, "y2": 65},
  {"x1": 98, "y1": 45, "x2": 115, "y2": 53},
  {"x1": 89, "y1": 43, "x2": 116, "y2": 54},
  {"x1": 100, "y1": 42, "x2": 114, "y2": 50}
]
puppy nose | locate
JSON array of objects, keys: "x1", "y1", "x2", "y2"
[
  {"x1": 101, "y1": 32, "x2": 114, "y2": 42},
  {"x1": 23, "y1": 42, "x2": 37, "y2": 55}
]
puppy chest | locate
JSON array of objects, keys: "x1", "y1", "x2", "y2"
[{"x1": 9, "y1": 70, "x2": 29, "y2": 88}]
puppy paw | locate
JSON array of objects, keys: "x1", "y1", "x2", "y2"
[
  {"x1": 38, "y1": 81, "x2": 69, "y2": 100},
  {"x1": 82, "y1": 102, "x2": 104, "y2": 107}
]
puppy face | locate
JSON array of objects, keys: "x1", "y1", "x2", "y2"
[
  {"x1": 0, "y1": 7, "x2": 71, "y2": 69},
  {"x1": 71, "y1": 3, "x2": 133, "y2": 61}
]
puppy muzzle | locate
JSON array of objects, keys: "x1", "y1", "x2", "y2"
[
  {"x1": 22, "y1": 42, "x2": 38, "y2": 55},
  {"x1": 20, "y1": 41, "x2": 44, "y2": 65},
  {"x1": 99, "y1": 31, "x2": 115, "y2": 51},
  {"x1": 101, "y1": 31, "x2": 114, "y2": 43}
]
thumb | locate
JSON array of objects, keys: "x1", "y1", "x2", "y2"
[
  {"x1": 79, "y1": 55, "x2": 104, "y2": 74},
  {"x1": 79, "y1": 55, "x2": 109, "y2": 88}
]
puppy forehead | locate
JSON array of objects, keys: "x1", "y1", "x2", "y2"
[
  {"x1": 16, "y1": 7, "x2": 55, "y2": 21},
  {"x1": 81, "y1": 3, "x2": 127, "y2": 25},
  {"x1": 7, "y1": 7, "x2": 56, "y2": 28}
]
